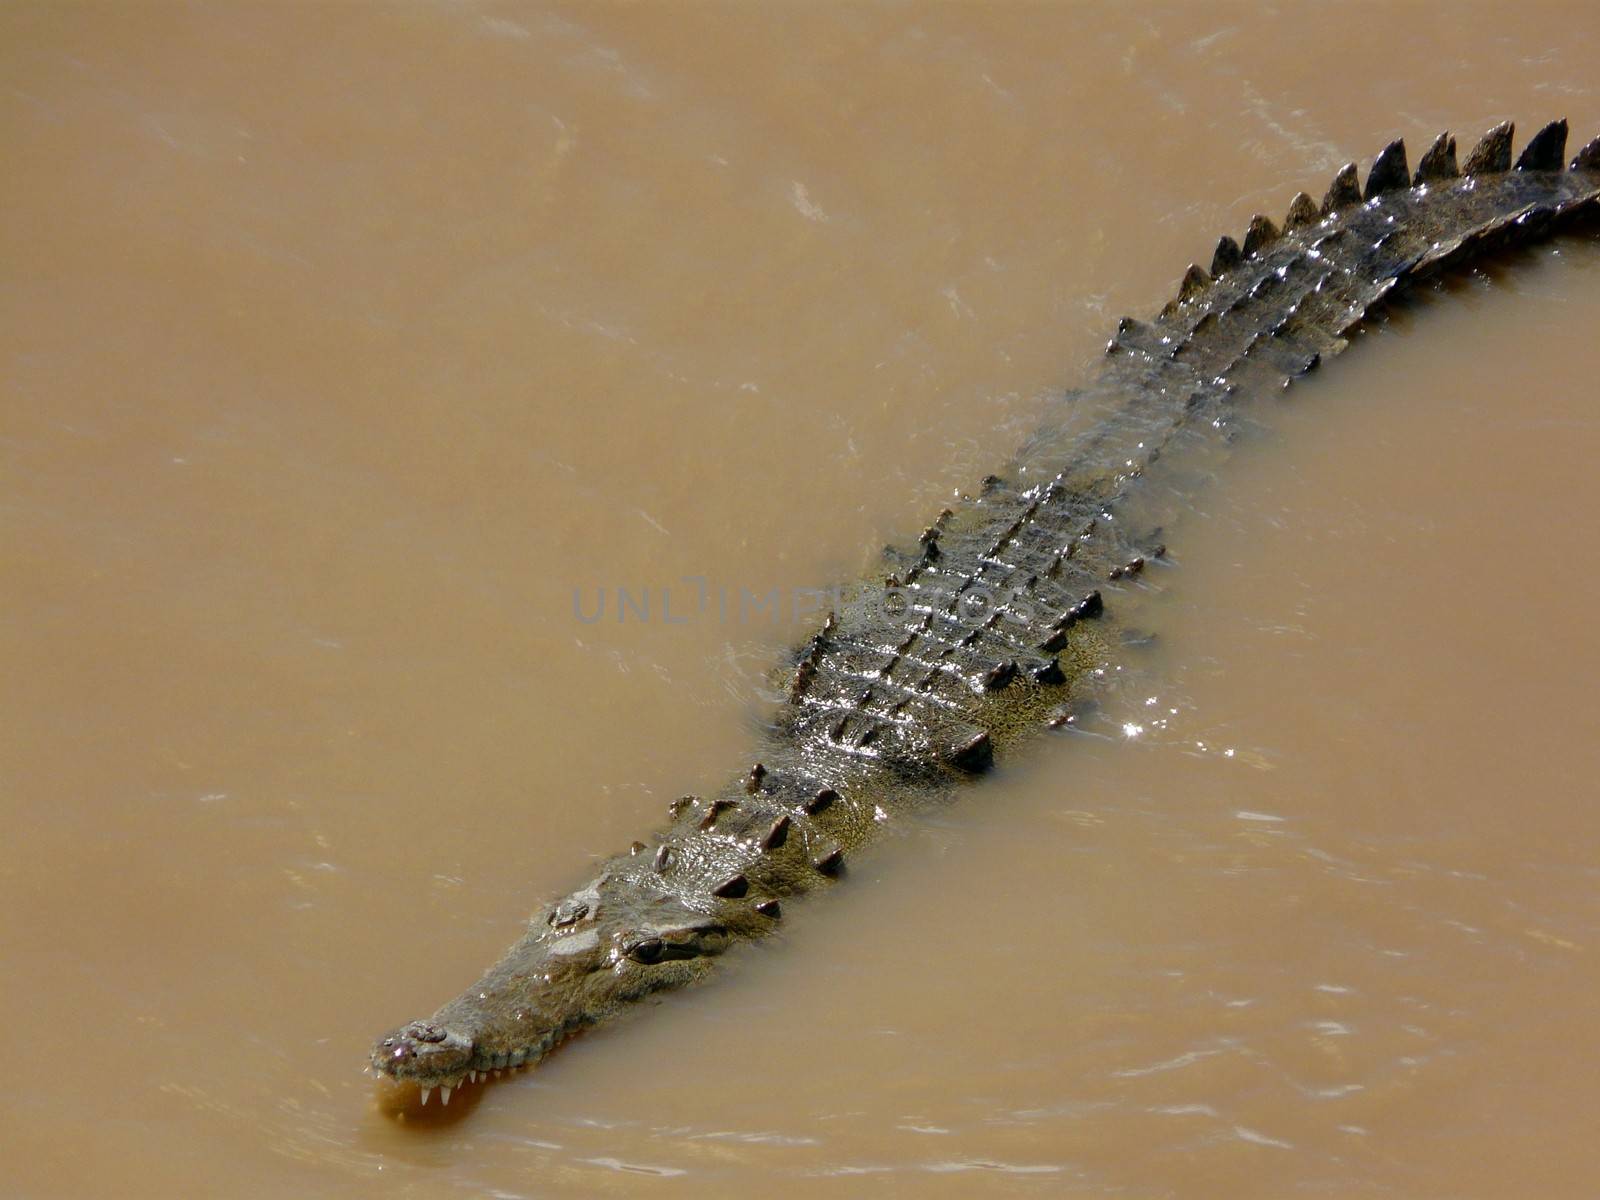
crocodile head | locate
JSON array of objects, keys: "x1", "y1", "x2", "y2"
[{"x1": 370, "y1": 880, "x2": 734, "y2": 1102}]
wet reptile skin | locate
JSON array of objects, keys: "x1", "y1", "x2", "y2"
[{"x1": 371, "y1": 120, "x2": 1600, "y2": 1102}]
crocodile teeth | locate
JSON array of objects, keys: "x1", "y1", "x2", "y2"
[
  {"x1": 441, "y1": 1086, "x2": 452, "y2": 1106},
  {"x1": 420, "y1": 1088, "x2": 431, "y2": 1106}
]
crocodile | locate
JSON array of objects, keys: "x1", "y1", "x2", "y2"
[{"x1": 371, "y1": 120, "x2": 1600, "y2": 1105}]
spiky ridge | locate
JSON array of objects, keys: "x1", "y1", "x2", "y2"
[
  {"x1": 1148, "y1": 120, "x2": 1595, "y2": 358},
  {"x1": 371, "y1": 120, "x2": 1600, "y2": 1101}
]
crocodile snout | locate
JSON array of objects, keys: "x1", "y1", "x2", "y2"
[{"x1": 372, "y1": 1019, "x2": 474, "y2": 1086}]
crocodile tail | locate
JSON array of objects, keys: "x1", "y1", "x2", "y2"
[{"x1": 1125, "y1": 120, "x2": 1600, "y2": 398}]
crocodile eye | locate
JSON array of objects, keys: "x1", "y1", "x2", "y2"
[{"x1": 625, "y1": 937, "x2": 664, "y2": 964}]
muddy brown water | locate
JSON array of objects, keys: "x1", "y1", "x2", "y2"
[{"x1": 4, "y1": 5, "x2": 1600, "y2": 1197}]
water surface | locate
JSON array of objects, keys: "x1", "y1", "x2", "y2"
[{"x1": 3, "y1": 4, "x2": 1599, "y2": 1196}]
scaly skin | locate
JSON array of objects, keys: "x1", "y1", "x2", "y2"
[{"x1": 372, "y1": 120, "x2": 1600, "y2": 1104}]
